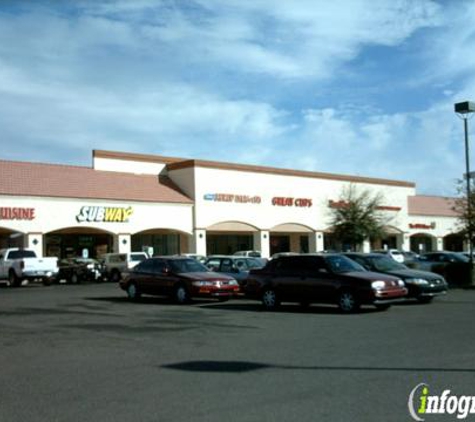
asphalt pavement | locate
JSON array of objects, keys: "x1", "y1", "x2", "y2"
[{"x1": 1, "y1": 283, "x2": 474, "y2": 422}]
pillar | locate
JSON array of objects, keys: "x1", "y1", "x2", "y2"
[
  {"x1": 192, "y1": 229, "x2": 207, "y2": 256},
  {"x1": 362, "y1": 239, "x2": 371, "y2": 253},
  {"x1": 27, "y1": 233, "x2": 43, "y2": 257},
  {"x1": 402, "y1": 234, "x2": 410, "y2": 252},
  {"x1": 309, "y1": 231, "x2": 325, "y2": 253},
  {"x1": 118, "y1": 234, "x2": 131, "y2": 254},
  {"x1": 253, "y1": 231, "x2": 270, "y2": 258},
  {"x1": 436, "y1": 237, "x2": 443, "y2": 251}
]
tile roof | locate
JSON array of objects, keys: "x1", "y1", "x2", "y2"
[
  {"x1": 0, "y1": 160, "x2": 192, "y2": 204},
  {"x1": 408, "y1": 195, "x2": 459, "y2": 217}
]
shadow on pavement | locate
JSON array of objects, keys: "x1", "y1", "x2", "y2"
[{"x1": 161, "y1": 360, "x2": 475, "y2": 374}]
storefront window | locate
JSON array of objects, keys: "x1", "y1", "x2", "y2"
[
  {"x1": 206, "y1": 235, "x2": 253, "y2": 255},
  {"x1": 132, "y1": 233, "x2": 180, "y2": 256}
]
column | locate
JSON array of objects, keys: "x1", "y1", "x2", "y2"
[
  {"x1": 309, "y1": 231, "x2": 325, "y2": 253},
  {"x1": 362, "y1": 239, "x2": 371, "y2": 253},
  {"x1": 27, "y1": 233, "x2": 43, "y2": 257},
  {"x1": 402, "y1": 234, "x2": 410, "y2": 251},
  {"x1": 436, "y1": 237, "x2": 443, "y2": 251},
  {"x1": 118, "y1": 234, "x2": 131, "y2": 254},
  {"x1": 253, "y1": 231, "x2": 270, "y2": 258},
  {"x1": 193, "y1": 229, "x2": 207, "y2": 256}
]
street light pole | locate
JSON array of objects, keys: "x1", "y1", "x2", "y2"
[{"x1": 455, "y1": 101, "x2": 475, "y2": 285}]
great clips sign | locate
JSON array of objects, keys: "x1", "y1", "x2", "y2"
[
  {"x1": 272, "y1": 197, "x2": 313, "y2": 207},
  {"x1": 76, "y1": 206, "x2": 133, "y2": 223}
]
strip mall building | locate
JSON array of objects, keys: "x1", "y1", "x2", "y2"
[{"x1": 0, "y1": 150, "x2": 464, "y2": 259}]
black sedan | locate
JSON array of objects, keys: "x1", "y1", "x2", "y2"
[
  {"x1": 407, "y1": 251, "x2": 470, "y2": 286},
  {"x1": 57, "y1": 258, "x2": 104, "y2": 284},
  {"x1": 243, "y1": 254, "x2": 407, "y2": 312},
  {"x1": 344, "y1": 253, "x2": 448, "y2": 303}
]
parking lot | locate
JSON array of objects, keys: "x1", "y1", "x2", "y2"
[{"x1": 1, "y1": 283, "x2": 475, "y2": 422}]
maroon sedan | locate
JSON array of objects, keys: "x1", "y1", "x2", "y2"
[
  {"x1": 243, "y1": 254, "x2": 407, "y2": 312},
  {"x1": 120, "y1": 256, "x2": 240, "y2": 303}
]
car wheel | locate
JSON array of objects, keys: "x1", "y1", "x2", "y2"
[
  {"x1": 262, "y1": 288, "x2": 279, "y2": 310},
  {"x1": 42, "y1": 278, "x2": 52, "y2": 286},
  {"x1": 375, "y1": 304, "x2": 391, "y2": 311},
  {"x1": 8, "y1": 270, "x2": 21, "y2": 287},
  {"x1": 70, "y1": 273, "x2": 79, "y2": 284},
  {"x1": 338, "y1": 290, "x2": 360, "y2": 313},
  {"x1": 111, "y1": 269, "x2": 121, "y2": 283},
  {"x1": 126, "y1": 283, "x2": 141, "y2": 301},
  {"x1": 217, "y1": 297, "x2": 229, "y2": 302},
  {"x1": 417, "y1": 296, "x2": 433, "y2": 304},
  {"x1": 175, "y1": 284, "x2": 191, "y2": 304}
]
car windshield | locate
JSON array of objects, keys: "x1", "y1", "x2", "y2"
[
  {"x1": 325, "y1": 255, "x2": 366, "y2": 273},
  {"x1": 246, "y1": 258, "x2": 264, "y2": 269},
  {"x1": 8, "y1": 250, "x2": 36, "y2": 259},
  {"x1": 369, "y1": 256, "x2": 406, "y2": 271},
  {"x1": 169, "y1": 259, "x2": 209, "y2": 273},
  {"x1": 130, "y1": 253, "x2": 147, "y2": 261},
  {"x1": 448, "y1": 253, "x2": 469, "y2": 263}
]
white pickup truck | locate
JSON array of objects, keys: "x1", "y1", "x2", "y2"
[{"x1": 0, "y1": 248, "x2": 58, "y2": 286}]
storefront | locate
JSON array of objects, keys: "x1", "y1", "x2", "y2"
[
  {"x1": 0, "y1": 160, "x2": 193, "y2": 258},
  {"x1": 0, "y1": 150, "x2": 465, "y2": 259}
]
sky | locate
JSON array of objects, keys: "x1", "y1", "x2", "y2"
[{"x1": 1, "y1": 0, "x2": 474, "y2": 196}]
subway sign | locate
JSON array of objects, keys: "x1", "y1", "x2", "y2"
[{"x1": 76, "y1": 206, "x2": 133, "y2": 223}]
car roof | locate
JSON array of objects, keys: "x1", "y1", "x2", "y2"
[{"x1": 344, "y1": 253, "x2": 385, "y2": 258}]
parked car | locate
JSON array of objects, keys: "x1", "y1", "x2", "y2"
[
  {"x1": 401, "y1": 251, "x2": 419, "y2": 263},
  {"x1": 242, "y1": 254, "x2": 407, "y2": 312},
  {"x1": 407, "y1": 252, "x2": 471, "y2": 286},
  {"x1": 204, "y1": 255, "x2": 266, "y2": 284},
  {"x1": 0, "y1": 248, "x2": 58, "y2": 286},
  {"x1": 344, "y1": 253, "x2": 448, "y2": 303},
  {"x1": 372, "y1": 249, "x2": 405, "y2": 263},
  {"x1": 180, "y1": 253, "x2": 207, "y2": 264},
  {"x1": 56, "y1": 258, "x2": 104, "y2": 284},
  {"x1": 233, "y1": 250, "x2": 262, "y2": 258},
  {"x1": 102, "y1": 252, "x2": 148, "y2": 282},
  {"x1": 270, "y1": 252, "x2": 299, "y2": 259},
  {"x1": 119, "y1": 256, "x2": 240, "y2": 303}
]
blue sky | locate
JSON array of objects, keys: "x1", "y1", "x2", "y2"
[{"x1": 1, "y1": 0, "x2": 474, "y2": 196}]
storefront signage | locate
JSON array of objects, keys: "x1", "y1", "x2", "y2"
[
  {"x1": 272, "y1": 197, "x2": 313, "y2": 207},
  {"x1": 76, "y1": 206, "x2": 133, "y2": 223},
  {"x1": 328, "y1": 200, "x2": 401, "y2": 211},
  {"x1": 203, "y1": 193, "x2": 261, "y2": 204},
  {"x1": 0, "y1": 207, "x2": 35, "y2": 220},
  {"x1": 409, "y1": 222, "x2": 436, "y2": 230}
]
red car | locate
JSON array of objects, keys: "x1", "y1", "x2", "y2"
[
  {"x1": 243, "y1": 254, "x2": 408, "y2": 312},
  {"x1": 119, "y1": 256, "x2": 240, "y2": 303}
]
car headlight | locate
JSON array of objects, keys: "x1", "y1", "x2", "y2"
[
  {"x1": 192, "y1": 281, "x2": 215, "y2": 286},
  {"x1": 397, "y1": 279, "x2": 405, "y2": 287},
  {"x1": 406, "y1": 278, "x2": 429, "y2": 285},
  {"x1": 86, "y1": 264, "x2": 95, "y2": 269},
  {"x1": 229, "y1": 280, "x2": 238, "y2": 286},
  {"x1": 371, "y1": 281, "x2": 386, "y2": 290}
]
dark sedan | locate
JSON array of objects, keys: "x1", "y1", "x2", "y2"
[
  {"x1": 119, "y1": 256, "x2": 240, "y2": 303},
  {"x1": 243, "y1": 254, "x2": 407, "y2": 312},
  {"x1": 407, "y1": 252, "x2": 471, "y2": 286},
  {"x1": 344, "y1": 253, "x2": 448, "y2": 303},
  {"x1": 57, "y1": 258, "x2": 103, "y2": 284}
]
